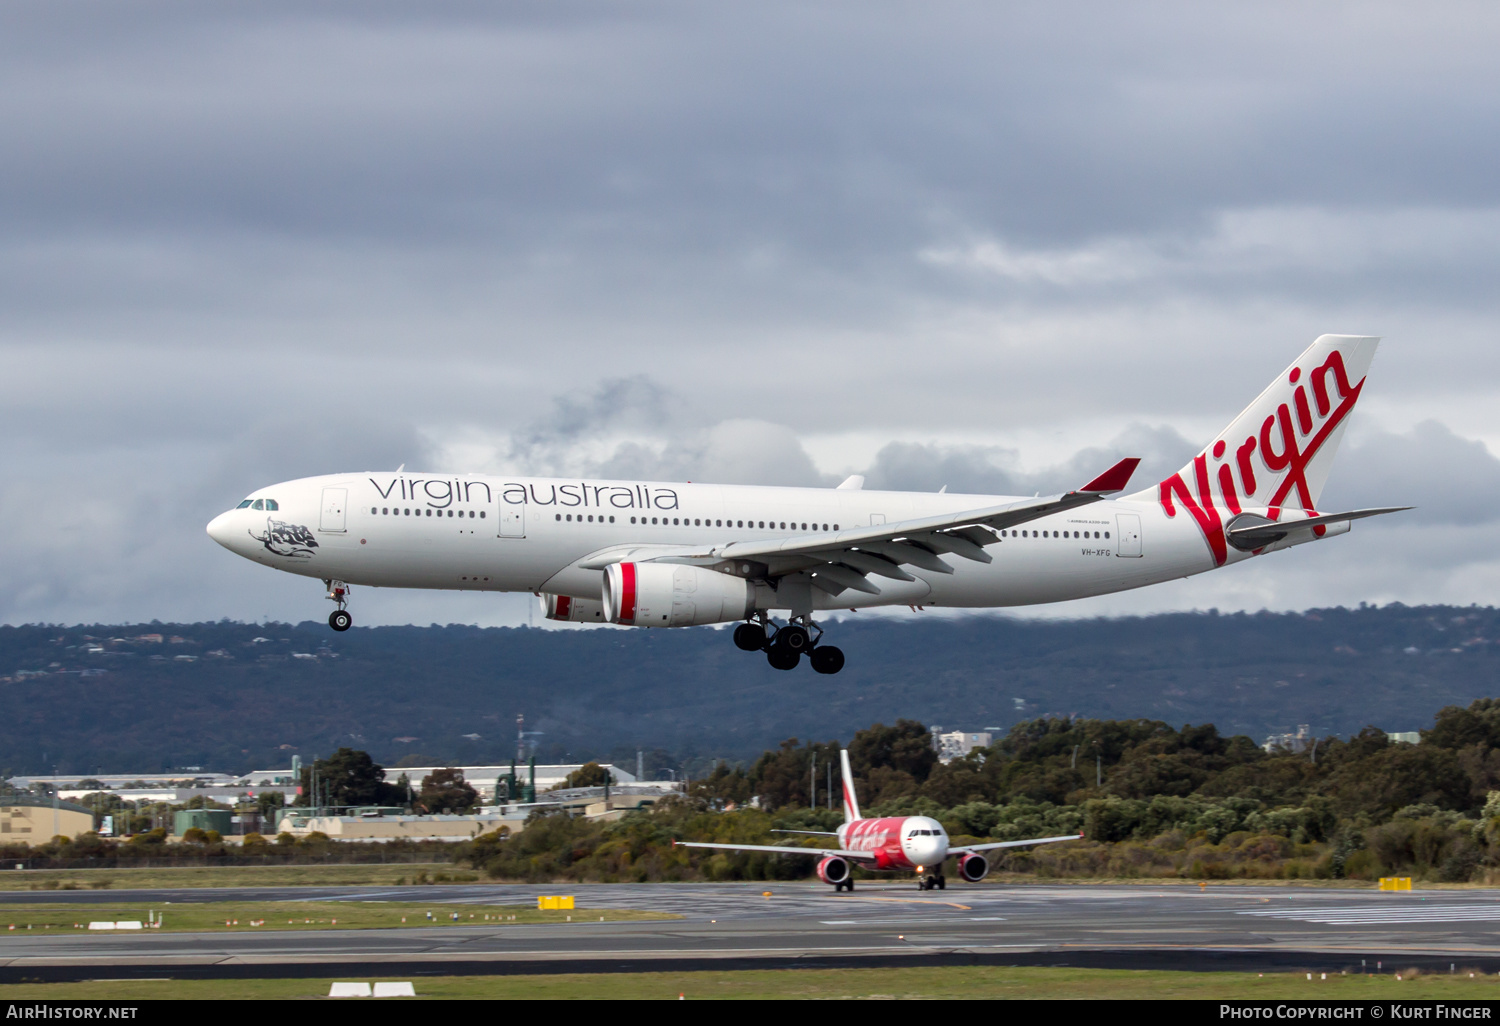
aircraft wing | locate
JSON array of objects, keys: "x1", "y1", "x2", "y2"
[
  {"x1": 674, "y1": 839, "x2": 873, "y2": 863},
  {"x1": 949, "y1": 832, "x2": 1084, "y2": 855},
  {"x1": 579, "y1": 458, "x2": 1140, "y2": 596}
]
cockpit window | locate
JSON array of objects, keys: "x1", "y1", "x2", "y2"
[
  {"x1": 251, "y1": 499, "x2": 264, "y2": 510},
  {"x1": 908, "y1": 829, "x2": 919, "y2": 838},
  {"x1": 236, "y1": 500, "x2": 253, "y2": 509},
  {"x1": 264, "y1": 499, "x2": 279, "y2": 510}
]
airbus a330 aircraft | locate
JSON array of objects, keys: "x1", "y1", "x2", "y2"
[
  {"x1": 675, "y1": 750, "x2": 1079, "y2": 891},
  {"x1": 207, "y1": 334, "x2": 1405, "y2": 674}
]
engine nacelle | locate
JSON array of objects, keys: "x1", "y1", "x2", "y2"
[
  {"x1": 601, "y1": 562, "x2": 754, "y2": 627},
  {"x1": 816, "y1": 855, "x2": 852, "y2": 885},
  {"x1": 958, "y1": 852, "x2": 989, "y2": 883},
  {"x1": 542, "y1": 594, "x2": 607, "y2": 623}
]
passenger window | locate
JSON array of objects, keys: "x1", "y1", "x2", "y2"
[
  {"x1": 556, "y1": 514, "x2": 562, "y2": 521},
  {"x1": 1105, "y1": 531, "x2": 1110, "y2": 539},
  {"x1": 607, "y1": 516, "x2": 614, "y2": 523},
  {"x1": 251, "y1": 499, "x2": 263, "y2": 510},
  {"x1": 479, "y1": 511, "x2": 485, "y2": 518},
  {"x1": 236, "y1": 499, "x2": 253, "y2": 509}
]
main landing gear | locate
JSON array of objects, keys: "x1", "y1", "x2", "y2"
[
  {"x1": 917, "y1": 874, "x2": 946, "y2": 891},
  {"x1": 732, "y1": 616, "x2": 844, "y2": 674},
  {"x1": 326, "y1": 580, "x2": 352, "y2": 632}
]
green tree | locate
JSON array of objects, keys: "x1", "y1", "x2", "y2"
[
  {"x1": 417, "y1": 768, "x2": 479, "y2": 814},
  {"x1": 848, "y1": 720, "x2": 936, "y2": 804},
  {"x1": 689, "y1": 762, "x2": 754, "y2": 807},
  {"x1": 298, "y1": 748, "x2": 403, "y2": 807},
  {"x1": 557, "y1": 762, "x2": 612, "y2": 789}
]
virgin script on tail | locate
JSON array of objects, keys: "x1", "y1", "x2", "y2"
[{"x1": 1159, "y1": 348, "x2": 1365, "y2": 566}]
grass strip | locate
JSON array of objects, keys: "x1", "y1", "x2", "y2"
[
  {"x1": 0, "y1": 863, "x2": 465, "y2": 891},
  {"x1": 0, "y1": 901, "x2": 675, "y2": 933}
]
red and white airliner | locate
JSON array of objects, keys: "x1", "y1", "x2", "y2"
[
  {"x1": 207, "y1": 335, "x2": 1406, "y2": 673},
  {"x1": 675, "y1": 750, "x2": 1078, "y2": 891}
]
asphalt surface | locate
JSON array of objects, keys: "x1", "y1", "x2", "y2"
[{"x1": 3, "y1": 881, "x2": 1500, "y2": 981}]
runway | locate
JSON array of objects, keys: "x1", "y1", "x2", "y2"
[{"x1": 3, "y1": 881, "x2": 1500, "y2": 981}]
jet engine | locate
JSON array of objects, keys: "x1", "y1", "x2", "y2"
[
  {"x1": 542, "y1": 594, "x2": 607, "y2": 623},
  {"x1": 601, "y1": 562, "x2": 753, "y2": 627},
  {"x1": 957, "y1": 852, "x2": 989, "y2": 883},
  {"x1": 816, "y1": 855, "x2": 852, "y2": 886}
]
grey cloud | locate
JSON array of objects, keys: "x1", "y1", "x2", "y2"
[
  {"x1": 861, "y1": 424, "x2": 1199, "y2": 497},
  {"x1": 1, "y1": 3, "x2": 1498, "y2": 626},
  {"x1": 1323, "y1": 421, "x2": 1500, "y2": 526}
]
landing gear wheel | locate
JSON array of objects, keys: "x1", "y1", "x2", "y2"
[
  {"x1": 767, "y1": 646, "x2": 800, "y2": 671},
  {"x1": 329, "y1": 610, "x2": 352, "y2": 632},
  {"x1": 775, "y1": 624, "x2": 812, "y2": 654},
  {"x1": 733, "y1": 622, "x2": 767, "y2": 651},
  {"x1": 936, "y1": 875, "x2": 946, "y2": 891},
  {"x1": 810, "y1": 646, "x2": 845, "y2": 674}
]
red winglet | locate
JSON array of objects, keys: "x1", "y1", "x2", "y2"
[{"x1": 1080, "y1": 458, "x2": 1140, "y2": 494}]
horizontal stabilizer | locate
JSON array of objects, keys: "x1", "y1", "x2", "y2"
[{"x1": 1226, "y1": 506, "x2": 1411, "y2": 551}]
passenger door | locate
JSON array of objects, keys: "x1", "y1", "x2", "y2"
[
  {"x1": 1115, "y1": 513, "x2": 1142, "y2": 557},
  {"x1": 498, "y1": 502, "x2": 526, "y2": 538},
  {"x1": 319, "y1": 488, "x2": 347, "y2": 533}
]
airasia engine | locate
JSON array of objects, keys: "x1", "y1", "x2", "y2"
[
  {"x1": 542, "y1": 594, "x2": 607, "y2": 623},
  {"x1": 816, "y1": 855, "x2": 852, "y2": 885},
  {"x1": 957, "y1": 852, "x2": 989, "y2": 883},
  {"x1": 601, "y1": 562, "x2": 753, "y2": 627}
]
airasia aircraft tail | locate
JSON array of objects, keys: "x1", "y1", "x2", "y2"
[{"x1": 839, "y1": 749, "x2": 860, "y2": 824}]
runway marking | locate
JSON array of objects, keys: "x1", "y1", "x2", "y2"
[
  {"x1": 835, "y1": 897, "x2": 973, "y2": 911},
  {"x1": 822, "y1": 924, "x2": 1008, "y2": 930},
  {"x1": 1236, "y1": 904, "x2": 1500, "y2": 925}
]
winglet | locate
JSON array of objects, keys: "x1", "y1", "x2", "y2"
[{"x1": 1080, "y1": 457, "x2": 1141, "y2": 494}]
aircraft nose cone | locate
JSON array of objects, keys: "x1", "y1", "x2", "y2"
[{"x1": 206, "y1": 511, "x2": 236, "y2": 549}]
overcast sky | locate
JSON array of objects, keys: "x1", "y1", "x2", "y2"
[{"x1": 4, "y1": 1, "x2": 1499, "y2": 627}]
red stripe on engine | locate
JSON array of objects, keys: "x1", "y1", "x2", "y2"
[{"x1": 620, "y1": 563, "x2": 637, "y2": 624}]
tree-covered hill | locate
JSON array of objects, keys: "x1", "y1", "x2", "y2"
[{"x1": 2, "y1": 602, "x2": 1497, "y2": 775}]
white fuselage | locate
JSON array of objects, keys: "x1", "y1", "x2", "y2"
[{"x1": 206, "y1": 470, "x2": 1251, "y2": 614}]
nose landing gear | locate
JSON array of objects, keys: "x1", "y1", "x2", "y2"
[
  {"x1": 733, "y1": 616, "x2": 845, "y2": 673},
  {"x1": 917, "y1": 874, "x2": 946, "y2": 891},
  {"x1": 326, "y1": 580, "x2": 352, "y2": 632}
]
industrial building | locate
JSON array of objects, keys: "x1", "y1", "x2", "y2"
[
  {"x1": 273, "y1": 785, "x2": 682, "y2": 842},
  {"x1": 0, "y1": 797, "x2": 94, "y2": 844}
]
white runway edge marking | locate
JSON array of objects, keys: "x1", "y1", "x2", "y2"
[
  {"x1": 822, "y1": 924, "x2": 1008, "y2": 930},
  {"x1": 1236, "y1": 905, "x2": 1500, "y2": 925}
]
